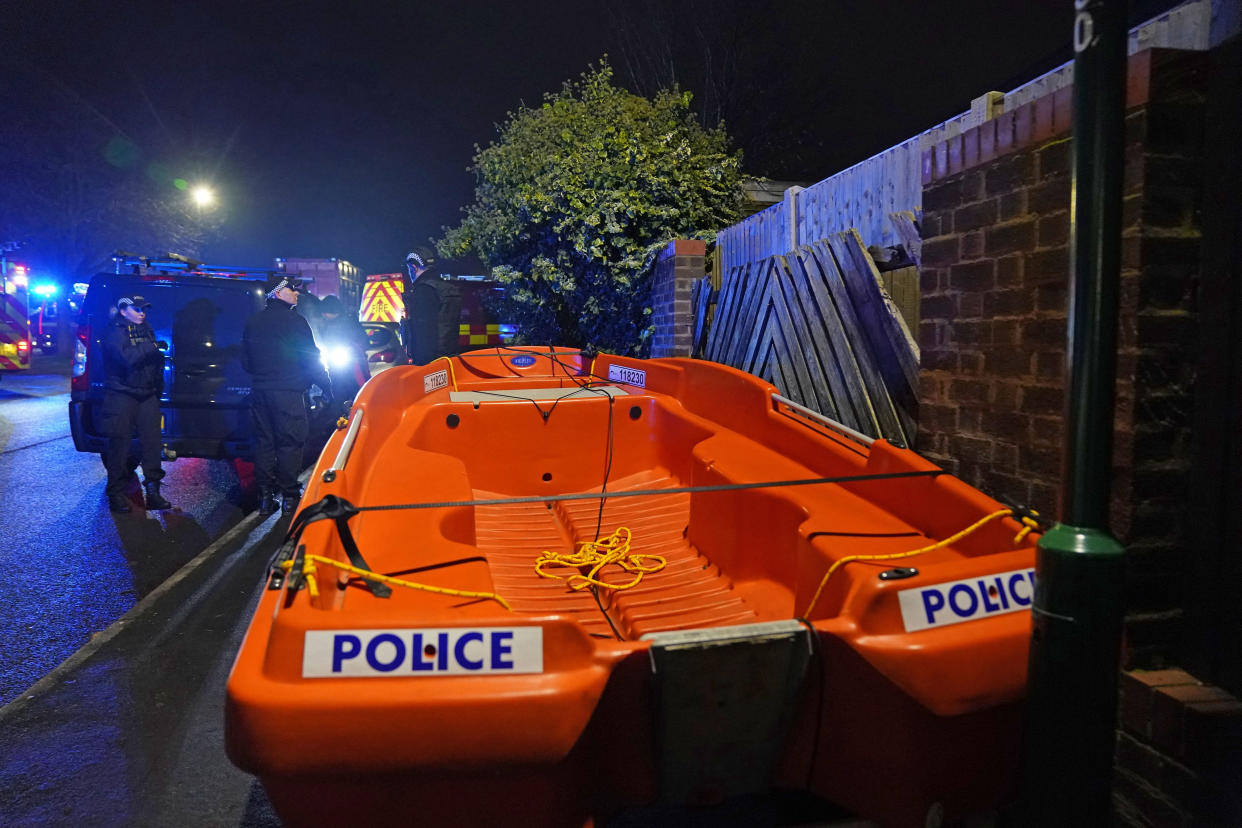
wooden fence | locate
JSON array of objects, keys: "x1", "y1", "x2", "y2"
[{"x1": 695, "y1": 229, "x2": 918, "y2": 446}]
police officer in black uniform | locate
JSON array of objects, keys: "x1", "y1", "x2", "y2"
[
  {"x1": 403, "y1": 247, "x2": 443, "y2": 365},
  {"x1": 101, "y1": 295, "x2": 173, "y2": 513},
  {"x1": 242, "y1": 274, "x2": 332, "y2": 515},
  {"x1": 317, "y1": 294, "x2": 371, "y2": 402}
]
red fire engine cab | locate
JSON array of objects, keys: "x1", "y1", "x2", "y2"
[{"x1": 0, "y1": 260, "x2": 32, "y2": 376}]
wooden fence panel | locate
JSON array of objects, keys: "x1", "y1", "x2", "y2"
[
  {"x1": 699, "y1": 231, "x2": 918, "y2": 445},
  {"x1": 818, "y1": 233, "x2": 918, "y2": 441},
  {"x1": 772, "y1": 254, "x2": 846, "y2": 421},
  {"x1": 799, "y1": 244, "x2": 903, "y2": 441},
  {"x1": 690, "y1": 277, "x2": 715, "y2": 359},
  {"x1": 822, "y1": 233, "x2": 920, "y2": 382},
  {"x1": 785, "y1": 249, "x2": 875, "y2": 432},
  {"x1": 709, "y1": 261, "x2": 749, "y2": 365}
]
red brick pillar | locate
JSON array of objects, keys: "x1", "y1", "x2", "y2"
[{"x1": 649, "y1": 239, "x2": 705, "y2": 358}]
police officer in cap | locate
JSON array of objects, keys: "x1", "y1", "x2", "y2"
[
  {"x1": 242, "y1": 274, "x2": 332, "y2": 515},
  {"x1": 101, "y1": 294, "x2": 173, "y2": 513}
]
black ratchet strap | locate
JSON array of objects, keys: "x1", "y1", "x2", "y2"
[{"x1": 285, "y1": 495, "x2": 392, "y2": 598}]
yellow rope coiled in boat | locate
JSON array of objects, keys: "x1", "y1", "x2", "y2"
[{"x1": 535, "y1": 527, "x2": 666, "y2": 592}]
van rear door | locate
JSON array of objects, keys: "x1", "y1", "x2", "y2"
[{"x1": 165, "y1": 278, "x2": 264, "y2": 454}]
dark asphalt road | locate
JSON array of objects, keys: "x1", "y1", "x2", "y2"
[
  {"x1": 0, "y1": 351, "x2": 257, "y2": 705},
  {"x1": 0, "y1": 496, "x2": 287, "y2": 828}
]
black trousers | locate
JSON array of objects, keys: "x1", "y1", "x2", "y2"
[
  {"x1": 100, "y1": 390, "x2": 164, "y2": 497},
  {"x1": 250, "y1": 388, "x2": 309, "y2": 497}
]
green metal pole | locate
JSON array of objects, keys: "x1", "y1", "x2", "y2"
[{"x1": 1018, "y1": 1, "x2": 1128, "y2": 825}]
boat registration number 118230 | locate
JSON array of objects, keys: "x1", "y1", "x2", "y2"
[
  {"x1": 607, "y1": 364, "x2": 646, "y2": 387},
  {"x1": 302, "y1": 627, "x2": 543, "y2": 677},
  {"x1": 898, "y1": 568, "x2": 1035, "y2": 632}
]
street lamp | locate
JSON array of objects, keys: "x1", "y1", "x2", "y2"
[{"x1": 191, "y1": 185, "x2": 215, "y2": 208}]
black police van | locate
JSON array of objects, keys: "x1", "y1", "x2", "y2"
[{"x1": 69, "y1": 255, "x2": 273, "y2": 461}]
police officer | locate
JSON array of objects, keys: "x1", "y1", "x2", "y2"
[
  {"x1": 403, "y1": 246, "x2": 444, "y2": 365},
  {"x1": 101, "y1": 295, "x2": 172, "y2": 513},
  {"x1": 242, "y1": 274, "x2": 332, "y2": 515},
  {"x1": 317, "y1": 294, "x2": 371, "y2": 401}
]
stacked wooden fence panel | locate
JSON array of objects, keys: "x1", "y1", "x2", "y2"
[
  {"x1": 690, "y1": 277, "x2": 714, "y2": 359},
  {"x1": 700, "y1": 231, "x2": 918, "y2": 447},
  {"x1": 822, "y1": 232, "x2": 920, "y2": 382},
  {"x1": 801, "y1": 245, "x2": 897, "y2": 438}
]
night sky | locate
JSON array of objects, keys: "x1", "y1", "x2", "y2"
[{"x1": 3, "y1": 0, "x2": 1181, "y2": 276}]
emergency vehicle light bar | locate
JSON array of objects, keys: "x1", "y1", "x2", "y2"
[{"x1": 112, "y1": 253, "x2": 281, "y2": 278}]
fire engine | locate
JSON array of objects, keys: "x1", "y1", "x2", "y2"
[
  {"x1": 359, "y1": 272, "x2": 517, "y2": 350},
  {"x1": 0, "y1": 261, "x2": 32, "y2": 376}
]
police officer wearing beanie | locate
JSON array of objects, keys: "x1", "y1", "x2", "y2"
[
  {"x1": 101, "y1": 295, "x2": 172, "y2": 513},
  {"x1": 242, "y1": 274, "x2": 332, "y2": 515}
]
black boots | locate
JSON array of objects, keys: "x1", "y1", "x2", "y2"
[
  {"x1": 259, "y1": 491, "x2": 280, "y2": 516},
  {"x1": 143, "y1": 480, "x2": 173, "y2": 510},
  {"x1": 109, "y1": 483, "x2": 171, "y2": 513},
  {"x1": 257, "y1": 489, "x2": 297, "y2": 517}
]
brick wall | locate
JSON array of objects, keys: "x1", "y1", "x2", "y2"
[
  {"x1": 920, "y1": 47, "x2": 1241, "y2": 826},
  {"x1": 649, "y1": 240, "x2": 706, "y2": 358},
  {"x1": 918, "y1": 49, "x2": 1204, "y2": 658},
  {"x1": 1117, "y1": 670, "x2": 1242, "y2": 826}
]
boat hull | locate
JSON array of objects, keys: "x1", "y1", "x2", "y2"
[{"x1": 226, "y1": 348, "x2": 1038, "y2": 826}]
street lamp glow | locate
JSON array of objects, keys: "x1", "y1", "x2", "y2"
[{"x1": 191, "y1": 185, "x2": 215, "y2": 207}]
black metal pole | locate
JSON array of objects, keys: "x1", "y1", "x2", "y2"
[{"x1": 1018, "y1": 1, "x2": 1128, "y2": 825}]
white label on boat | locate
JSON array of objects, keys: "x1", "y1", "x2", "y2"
[
  {"x1": 607, "y1": 364, "x2": 646, "y2": 388},
  {"x1": 897, "y1": 568, "x2": 1035, "y2": 632},
  {"x1": 423, "y1": 369, "x2": 449, "y2": 394},
  {"x1": 302, "y1": 627, "x2": 543, "y2": 677}
]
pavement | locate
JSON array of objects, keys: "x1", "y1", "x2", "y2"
[
  {"x1": 0, "y1": 506, "x2": 288, "y2": 828},
  {"x1": 0, "y1": 349, "x2": 258, "y2": 704}
]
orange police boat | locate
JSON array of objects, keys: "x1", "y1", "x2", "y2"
[{"x1": 226, "y1": 347, "x2": 1041, "y2": 827}]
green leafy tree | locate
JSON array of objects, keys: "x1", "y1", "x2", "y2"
[{"x1": 441, "y1": 60, "x2": 745, "y2": 355}]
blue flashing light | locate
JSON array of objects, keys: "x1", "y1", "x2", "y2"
[{"x1": 33, "y1": 284, "x2": 58, "y2": 297}]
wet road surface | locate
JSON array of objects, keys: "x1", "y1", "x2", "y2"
[
  {"x1": 0, "y1": 501, "x2": 286, "y2": 827},
  {"x1": 0, "y1": 351, "x2": 256, "y2": 705}
]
